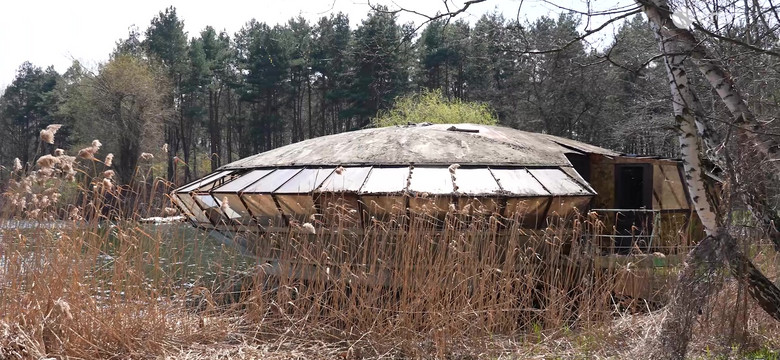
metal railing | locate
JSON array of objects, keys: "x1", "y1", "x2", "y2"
[{"x1": 587, "y1": 208, "x2": 661, "y2": 254}]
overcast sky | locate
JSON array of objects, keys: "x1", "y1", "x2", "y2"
[{"x1": 0, "y1": 0, "x2": 629, "y2": 89}]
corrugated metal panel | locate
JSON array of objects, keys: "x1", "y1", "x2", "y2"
[
  {"x1": 242, "y1": 168, "x2": 302, "y2": 193},
  {"x1": 489, "y1": 169, "x2": 549, "y2": 196},
  {"x1": 319, "y1": 167, "x2": 372, "y2": 192},
  {"x1": 213, "y1": 169, "x2": 274, "y2": 193}
]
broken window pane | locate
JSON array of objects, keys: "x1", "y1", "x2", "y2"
[
  {"x1": 276, "y1": 194, "x2": 317, "y2": 219},
  {"x1": 175, "y1": 193, "x2": 210, "y2": 224}
]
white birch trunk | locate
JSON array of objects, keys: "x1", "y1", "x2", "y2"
[
  {"x1": 642, "y1": 1, "x2": 780, "y2": 358},
  {"x1": 640, "y1": 0, "x2": 780, "y2": 175}
]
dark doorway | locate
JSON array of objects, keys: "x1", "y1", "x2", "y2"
[
  {"x1": 614, "y1": 164, "x2": 652, "y2": 253},
  {"x1": 565, "y1": 153, "x2": 590, "y2": 182}
]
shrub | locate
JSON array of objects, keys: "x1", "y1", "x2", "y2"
[{"x1": 372, "y1": 89, "x2": 498, "y2": 127}]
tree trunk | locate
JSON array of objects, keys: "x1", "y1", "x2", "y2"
[{"x1": 642, "y1": 0, "x2": 780, "y2": 357}]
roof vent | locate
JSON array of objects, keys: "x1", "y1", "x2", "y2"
[{"x1": 447, "y1": 126, "x2": 479, "y2": 133}]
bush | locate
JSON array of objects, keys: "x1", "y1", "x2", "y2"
[{"x1": 372, "y1": 89, "x2": 498, "y2": 127}]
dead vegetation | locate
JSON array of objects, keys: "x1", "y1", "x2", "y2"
[{"x1": 0, "y1": 138, "x2": 778, "y2": 359}]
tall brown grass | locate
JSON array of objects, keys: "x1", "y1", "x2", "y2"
[{"x1": 1, "y1": 138, "x2": 778, "y2": 358}]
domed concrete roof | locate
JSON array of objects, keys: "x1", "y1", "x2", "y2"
[
  {"x1": 219, "y1": 123, "x2": 618, "y2": 170},
  {"x1": 173, "y1": 124, "x2": 616, "y2": 231}
]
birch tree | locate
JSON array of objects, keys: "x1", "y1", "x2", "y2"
[
  {"x1": 639, "y1": 1, "x2": 780, "y2": 357},
  {"x1": 383, "y1": 1, "x2": 780, "y2": 358}
]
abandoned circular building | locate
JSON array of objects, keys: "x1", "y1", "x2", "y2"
[{"x1": 171, "y1": 123, "x2": 641, "y2": 234}]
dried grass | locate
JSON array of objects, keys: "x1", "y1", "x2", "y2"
[{"x1": 1, "y1": 144, "x2": 779, "y2": 359}]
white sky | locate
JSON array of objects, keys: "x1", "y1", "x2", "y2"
[{"x1": 0, "y1": 0, "x2": 630, "y2": 89}]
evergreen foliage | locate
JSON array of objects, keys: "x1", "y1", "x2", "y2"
[{"x1": 1, "y1": 9, "x2": 778, "y2": 186}]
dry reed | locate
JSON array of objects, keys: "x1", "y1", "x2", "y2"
[{"x1": 0, "y1": 134, "x2": 778, "y2": 359}]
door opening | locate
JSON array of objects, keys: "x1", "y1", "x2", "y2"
[{"x1": 614, "y1": 164, "x2": 653, "y2": 253}]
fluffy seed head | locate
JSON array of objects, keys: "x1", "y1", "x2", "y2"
[
  {"x1": 140, "y1": 152, "x2": 154, "y2": 161},
  {"x1": 301, "y1": 222, "x2": 316, "y2": 234},
  {"x1": 78, "y1": 147, "x2": 97, "y2": 160},
  {"x1": 39, "y1": 124, "x2": 63, "y2": 144},
  {"x1": 104, "y1": 153, "x2": 114, "y2": 167},
  {"x1": 40, "y1": 129, "x2": 54, "y2": 144},
  {"x1": 220, "y1": 196, "x2": 230, "y2": 213},
  {"x1": 54, "y1": 148, "x2": 65, "y2": 156},
  {"x1": 37, "y1": 154, "x2": 60, "y2": 169},
  {"x1": 12, "y1": 158, "x2": 22, "y2": 172}
]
